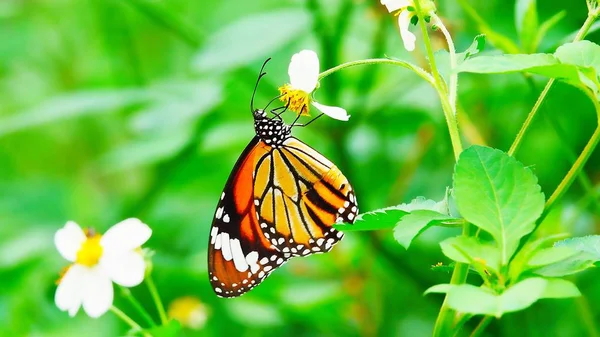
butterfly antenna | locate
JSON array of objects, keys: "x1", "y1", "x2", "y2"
[{"x1": 250, "y1": 58, "x2": 272, "y2": 113}]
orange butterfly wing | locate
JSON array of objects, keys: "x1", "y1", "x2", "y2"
[
  {"x1": 208, "y1": 137, "x2": 288, "y2": 298},
  {"x1": 253, "y1": 137, "x2": 358, "y2": 256}
]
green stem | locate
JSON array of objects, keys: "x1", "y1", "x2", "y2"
[
  {"x1": 413, "y1": 2, "x2": 462, "y2": 161},
  {"x1": 146, "y1": 276, "x2": 168, "y2": 324},
  {"x1": 110, "y1": 306, "x2": 150, "y2": 336},
  {"x1": 542, "y1": 86, "x2": 600, "y2": 220},
  {"x1": 411, "y1": 3, "x2": 468, "y2": 336},
  {"x1": 470, "y1": 316, "x2": 494, "y2": 337},
  {"x1": 508, "y1": 78, "x2": 555, "y2": 156},
  {"x1": 508, "y1": 12, "x2": 599, "y2": 156},
  {"x1": 319, "y1": 58, "x2": 435, "y2": 87},
  {"x1": 432, "y1": 13, "x2": 458, "y2": 110},
  {"x1": 121, "y1": 287, "x2": 156, "y2": 327},
  {"x1": 576, "y1": 294, "x2": 600, "y2": 337}
]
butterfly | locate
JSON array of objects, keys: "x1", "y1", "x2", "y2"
[{"x1": 207, "y1": 60, "x2": 358, "y2": 298}]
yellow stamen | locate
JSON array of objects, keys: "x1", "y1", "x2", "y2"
[
  {"x1": 278, "y1": 84, "x2": 311, "y2": 116},
  {"x1": 76, "y1": 231, "x2": 103, "y2": 267}
]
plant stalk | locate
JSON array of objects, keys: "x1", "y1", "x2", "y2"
[
  {"x1": 508, "y1": 12, "x2": 599, "y2": 156},
  {"x1": 146, "y1": 276, "x2": 169, "y2": 324}
]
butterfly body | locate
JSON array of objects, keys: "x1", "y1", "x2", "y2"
[{"x1": 208, "y1": 108, "x2": 358, "y2": 298}]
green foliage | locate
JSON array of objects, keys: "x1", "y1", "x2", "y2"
[
  {"x1": 453, "y1": 146, "x2": 545, "y2": 264},
  {"x1": 440, "y1": 236, "x2": 501, "y2": 274},
  {"x1": 136, "y1": 320, "x2": 181, "y2": 337},
  {"x1": 1, "y1": 0, "x2": 600, "y2": 336},
  {"x1": 335, "y1": 194, "x2": 449, "y2": 231},
  {"x1": 555, "y1": 235, "x2": 600, "y2": 260},
  {"x1": 515, "y1": 0, "x2": 539, "y2": 53},
  {"x1": 193, "y1": 10, "x2": 311, "y2": 72},
  {"x1": 456, "y1": 40, "x2": 600, "y2": 93}
]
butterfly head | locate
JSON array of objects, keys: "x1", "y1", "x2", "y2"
[{"x1": 253, "y1": 109, "x2": 291, "y2": 148}]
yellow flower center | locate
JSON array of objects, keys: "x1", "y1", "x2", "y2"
[
  {"x1": 76, "y1": 231, "x2": 103, "y2": 267},
  {"x1": 278, "y1": 84, "x2": 311, "y2": 116}
]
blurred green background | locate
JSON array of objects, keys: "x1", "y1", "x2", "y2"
[{"x1": 1, "y1": 0, "x2": 599, "y2": 336}]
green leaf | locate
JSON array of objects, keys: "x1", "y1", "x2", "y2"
[
  {"x1": 463, "y1": 34, "x2": 487, "y2": 60},
  {"x1": 335, "y1": 194, "x2": 449, "y2": 232},
  {"x1": 456, "y1": 42, "x2": 600, "y2": 93},
  {"x1": 334, "y1": 207, "x2": 407, "y2": 231},
  {"x1": 435, "y1": 35, "x2": 486, "y2": 82},
  {"x1": 456, "y1": 53, "x2": 566, "y2": 74},
  {"x1": 508, "y1": 233, "x2": 570, "y2": 280},
  {"x1": 554, "y1": 235, "x2": 600, "y2": 260},
  {"x1": 424, "y1": 283, "x2": 453, "y2": 295},
  {"x1": 453, "y1": 146, "x2": 545, "y2": 264},
  {"x1": 532, "y1": 235, "x2": 600, "y2": 276},
  {"x1": 429, "y1": 278, "x2": 547, "y2": 317},
  {"x1": 498, "y1": 278, "x2": 547, "y2": 314},
  {"x1": 526, "y1": 246, "x2": 579, "y2": 268},
  {"x1": 515, "y1": 0, "x2": 539, "y2": 53},
  {"x1": 541, "y1": 279, "x2": 581, "y2": 299},
  {"x1": 192, "y1": 9, "x2": 311, "y2": 73},
  {"x1": 440, "y1": 236, "x2": 502, "y2": 274},
  {"x1": 554, "y1": 41, "x2": 600, "y2": 76},
  {"x1": 394, "y1": 210, "x2": 456, "y2": 249},
  {"x1": 533, "y1": 255, "x2": 596, "y2": 277}
]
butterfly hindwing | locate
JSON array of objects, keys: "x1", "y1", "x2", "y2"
[{"x1": 208, "y1": 137, "x2": 289, "y2": 298}]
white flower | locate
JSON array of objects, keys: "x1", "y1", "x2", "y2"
[
  {"x1": 168, "y1": 296, "x2": 208, "y2": 330},
  {"x1": 381, "y1": 0, "x2": 417, "y2": 51},
  {"x1": 54, "y1": 219, "x2": 152, "y2": 318},
  {"x1": 278, "y1": 50, "x2": 350, "y2": 121}
]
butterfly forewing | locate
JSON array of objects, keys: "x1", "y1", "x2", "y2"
[
  {"x1": 208, "y1": 137, "x2": 289, "y2": 298},
  {"x1": 253, "y1": 137, "x2": 358, "y2": 256}
]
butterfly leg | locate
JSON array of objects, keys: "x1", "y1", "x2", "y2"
[
  {"x1": 292, "y1": 113, "x2": 324, "y2": 128},
  {"x1": 269, "y1": 98, "x2": 291, "y2": 120}
]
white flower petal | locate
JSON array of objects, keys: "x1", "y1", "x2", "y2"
[
  {"x1": 55, "y1": 221, "x2": 86, "y2": 262},
  {"x1": 288, "y1": 49, "x2": 319, "y2": 93},
  {"x1": 55, "y1": 264, "x2": 86, "y2": 317},
  {"x1": 100, "y1": 250, "x2": 146, "y2": 287},
  {"x1": 398, "y1": 11, "x2": 417, "y2": 51},
  {"x1": 312, "y1": 102, "x2": 350, "y2": 121},
  {"x1": 82, "y1": 267, "x2": 113, "y2": 318},
  {"x1": 101, "y1": 218, "x2": 151, "y2": 254},
  {"x1": 381, "y1": 0, "x2": 412, "y2": 12}
]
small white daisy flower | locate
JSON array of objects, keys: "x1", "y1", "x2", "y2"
[
  {"x1": 278, "y1": 49, "x2": 350, "y2": 121},
  {"x1": 54, "y1": 219, "x2": 152, "y2": 318}
]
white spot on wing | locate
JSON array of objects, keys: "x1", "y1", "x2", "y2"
[
  {"x1": 231, "y1": 239, "x2": 249, "y2": 272},
  {"x1": 221, "y1": 233, "x2": 232, "y2": 261},
  {"x1": 214, "y1": 233, "x2": 222, "y2": 250}
]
